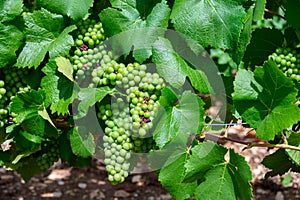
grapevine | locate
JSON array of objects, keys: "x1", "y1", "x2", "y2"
[{"x1": 0, "y1": 1, "x2": 300, "y2": 200}]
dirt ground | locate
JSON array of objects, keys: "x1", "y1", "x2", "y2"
[{"x1": 1, "y1": 141, "x2": 300, "y2": 200}]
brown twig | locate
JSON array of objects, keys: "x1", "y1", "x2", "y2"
[
  {"x1": 264, "y1": 9, "x2": 285, "y2": 19},
  {"x1": 203, "y1": 131, "x2": 300, "y2": 151}
]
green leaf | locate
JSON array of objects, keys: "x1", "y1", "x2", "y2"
[
  {"x1": 152, "y1": 37, "x2": 213, "y2": 93},
  {"x1": 153, "y1": 90, "x2": 204, "y2": 148},
  {"x1": 16, "y1": 9, "x2": 76, "y2": 68},
  {"x1": 186, "y1": 68, "x2": 214, "y2": 94},
  {"x1": 184, "y1": 141, "x2": 227, "y2": 182},
  {"x1": 100, "y1": 0, "x2": 170, "y2": 35},
  {"x1": 0, "y1": 24, "x2": 23, "y2": 66},
  {"x1": 262, "y1": 149, "x2": 300, "y2": 178},
  {"x1": 0, "y1": 0, "x2": 23, "y2": 22},
  {"x1": 159, "y1": 151, "x2": 197, "y2": 199},
  {"x1": 152, "y1": 37, "x2": 188, "y2": 89},
  {"x1": 243, "y1": 28, "x2": 284, "y2": 68},
  {"x1": 36, "y1": 0, "x2": 94, "y2": 21},
  {"x1": 285, "y1": 0, "x2": 300, "y2": 29},
  {"x1": 68, "y1": 127, "x2": 95, "y2": 158},
  {"x1": 286, "y1": 132, "x2": 300, "y2": 165},
  {"x1": 195, "y1": 164, "x2": 236, "y2": 200},
  {"x1": 231, "y1": 6, "x2": 253, "y2": 64},
  {"x1": 99, "y1": 0, "x2": 170, "y2": 62},
  {"x1": 41, "y1": 60, "x2": 78, "y2": 115},
  {"x1": 228, "y1": 149, "x2": 252, "y2": 200},
  {"x1": 10, "y1": 89, "x2": 46, "y2": 123},
  {"x1": 170, "y1": 0, "x2": 246, "y2": 50},
  {"x1": 185, "y1": 142, "x2": 252, "y2": 200},
  {"x1": 19, "y1": 131, "x2": 44, "y2": 144},
  {"x1": 253, "y1": 0, "x2": 266, "y2": 21},
  {"x1": 232, "y1": 61, "x2": 300, "y2": 140},
  {"x1": 9, "y1": 89, "x2": 57, "y2": 137},
  {"x1": 55, "y1": 57, "x2": 74, "y2": 82},
  {"x1": 76, "y1": 87, "x2": 115, "y2": 119}
]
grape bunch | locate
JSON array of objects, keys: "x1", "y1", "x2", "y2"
[
  {"x1": 95, "y1": 62, "x2": 165, "y2": 183},
  {"x1": 269, "y1": 47, "x2": 300, "y2": 81},
  {"x1": 71, "y1": 19, "x2": 166, "y2": 184},
  {"x1": 36, "y1": 140, "x2": 60, "y2": 171},
  {"x1": 74, "y1": 19, "x2": 105, "y2": 49},
  {"x1": 98, "y1": 100, "x2": 133, "y2": 184},
  {"x1": 0, "y1": 67, "x2": 30, "y2": 127},
  {"x1": 70, "y1": 19, "x2": 120, "y2": 87}
]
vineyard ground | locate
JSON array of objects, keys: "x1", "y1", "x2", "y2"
[{"x1": 1, "y1": 141, "x2": 300, "y2": 200}]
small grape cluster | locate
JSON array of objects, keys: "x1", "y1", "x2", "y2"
[
  {"x1": 0, "y1": 67, "x2": 30, "y2": 127},
  {"x1": 70, "y1": 19, "x2": 120, "y2": 87},
  {"x1": 98, "y1": 100, "x2": 133, "y2": 184},
  {"x1": 269, "y1": 47, "x2": 300, "y2": 81},
  {"x1": 36, "y1": 140, "x2": 60, "y2": 171},
  {"x1": 75, "y1": 19, "x2": 105, "y2": 48}
]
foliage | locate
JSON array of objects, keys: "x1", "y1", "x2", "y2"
[{"x1": 0, "y1": 0, "x2": 300, "y2": 199}]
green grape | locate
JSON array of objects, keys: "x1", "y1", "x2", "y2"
[
  {"x1": 269, "y1": 47, "x2": 300, "y2": 82},
  {"x1": 36, "y1": 140, "x2": 60, "y2": 171}
]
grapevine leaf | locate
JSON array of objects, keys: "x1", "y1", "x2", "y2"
[
  {"x1": 228, "y1": 149, "x2": 252, "y2": 200},
  {"x1": 194, "y1": 164, "x2": 236, "y2": 200},
  {"x1": 59, "y1": 131, "x2": 92, "y2": 167},
  {"x1": 16, "y1": 9, "x2": 76, "y2": 68},
  {"x1": 38, "y1": 109, "x2": 56, "y2": 128},
  {"x1": 286, "y1": 132, "x2": 300, "y2": 165},
  {"x1": 36, "y1": 0, "x2": 94, "y2": 21},
  {"x1": 184, "y1": 141, "x2": 227, "y2": 182},
  {"x1": 99, "y1": 0, "x2": 170, "y2": 62},
  {"x1": 262, "y1": 149, "x2": 300, "y2": 178},
  {"x1": 0, "y1": 0, "x2": 23, "y2": 22},
  {"x1": 152, "y1": 37, "x2": 188, "y2": 89},
  {"x1": 100, "y1": 0, "x2": 170, "y2": 35},
  {"x1": 153, "y1": 90, "x2": 204, "y2": 148},
  {"x1": 0, "y1": 24, "x2": 23, "y2": 66},
  {"x1": 41, "y1": 60, "x2": 78, "y2": 115},
  {"x1": 76, "y1": 87, "x2": 115, "y2": 119},
  {"x1": 152, "y1": 37, "x2": 213, "y2": 93},
  {"x1": 170, "y1": 0, "x2": 246, "y2": 50},
  {"x1": 55, "y1": 57, "x2": 74, "y2": 82},
  {"x1": 285, "y1": 0, "x2": 300, "y2": 29},
  {"x1": 159, "y1": 151, "x2": 197, "y2": 199},
  {"x1": 68, "y1": 127, "x2": 95, "y2": 158},
  {"x1": 243, "y1": 28, "x2": 284, "y2": 68},
  {"x1": 18, "y1": 131, "x2": 44, "y2": 144},
  {"x1": 186, "y1": 68, "x2": 214, "y2": 94},
  {"x1": 232, "y1": 61, "x2": 300, "y2": 140},
  {"x1": 185, "y1": 142, "x2": 252, "y2": 200},
  {"x1": 9, "y1": 89, "x2": 57, "y2": 137},
  {"x1": 253, "y1": 0, "x2": 266, "y2": 21},
  {"x1": 231, "y1": 6, "x2": 253, "y2": 64},
  {"x1": 10, "y1": 89, "x2": 46, "y2": 123}
]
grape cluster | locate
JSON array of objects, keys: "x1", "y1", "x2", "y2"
[
  {"x1": 75, "y1": 19, "x2": 105, "y2": 49},
  {"x1": 269, "y1": 47, "x2": 300, "y2": 81},
  {"x1": 98, "y1": 100, "x2": 133, "y2": 184},
  {"x1": 70, "y1": 19, "x2": 120, "y2": 87},
  {"x1": 95, "y1": 62, "x2": 164, "y2": 183},
  {"x1": 0, "y1": 67, "x2": 30, "y2": 127},
  {"x1": 36, "y1": 140, "x2": 60, "y2": 171},
  {"x1": 71, "y1": 19, "x2": 166, "y2": 184}
]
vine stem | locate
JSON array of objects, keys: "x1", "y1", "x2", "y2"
[
  {"x1": 264, "y1": 9, "x2": 285, "y2": 19},
  {"x1": 203, "y1": 132, "x2": 300, "y2": 152}
]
